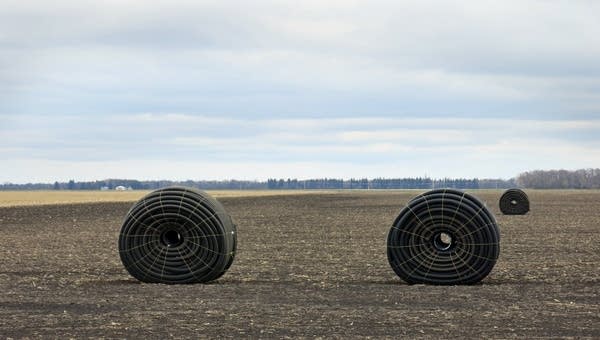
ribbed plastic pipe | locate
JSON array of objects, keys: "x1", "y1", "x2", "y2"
[
  {"x1": 118, "y1": 187, "x2": 236, "y2": 283},
  {"x1": 499, "y1": 188, "x2": 530, "y2": 215},
  {"x1": 387, "y1": 189, "x2": 500, "y2": 285}
]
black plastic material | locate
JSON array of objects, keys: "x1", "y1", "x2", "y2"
[
  {"x1": 387, "y1": 189, "x2": 500, "y2": 285},
  {"x1": 499, "y1": 188, "x2": 530, "y2": 215},
  {"x1": 118, "y1": 187, "x2": 237, "y2": 283}
]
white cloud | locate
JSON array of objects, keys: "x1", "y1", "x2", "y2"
[
  {"x1": 1, "y1": 1, "x2": 600, "y2": 181},
  {"x1": 2, "y1": 0, "x2": 600, "y2": 116},
  {"x1": 2, "y1": 114, "x2": 600, "y2": 182}
]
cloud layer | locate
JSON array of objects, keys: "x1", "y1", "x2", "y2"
[
  {"x1": 1, "y1": 1, "x2": 599, "y2": 182},
  {"x1": 2, "y1": 114, "x2": 600, "y2": 182}
]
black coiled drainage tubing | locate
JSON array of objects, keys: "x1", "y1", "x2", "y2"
[
  {"x1": 499, "y1": 188, "x2": 530, "y2": 215},
  {"x1": 118, "y1": 187, "x2": 236, "y2": 283},
  {"x1": 387, "y1": 189, "x2": 500, "y2": 285}
]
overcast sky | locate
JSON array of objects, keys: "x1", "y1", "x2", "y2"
[{"x1": 2, "y1": 0, "x2": 600, "y2": 183}]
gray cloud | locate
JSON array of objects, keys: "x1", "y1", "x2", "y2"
[
  {"x1": 1, "y1": 1, "x2": 600, "y2": 181},
  {"x1": 2, "y1": 114, "x2": 600, "y2": 182}
]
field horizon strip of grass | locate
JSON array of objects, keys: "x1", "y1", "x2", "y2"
[
  {"x1": 0, "y1": 188, "x2": 594, "y2": 207},
  {"x1": 0, "y1": 189, "x2": 362, "y2": 207}
]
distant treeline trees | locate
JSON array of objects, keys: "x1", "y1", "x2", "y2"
[
  {"x1": 4, "y1": 170, "x2": 598, "y2": 190},
  {"x1": 0, "y1": 177, "x2": 515, "y2": 190},
  {"x1": 516, "y1": 169, "x2": 600, "y2": 189},
  {"x1": 266, "y1": 177, "x2": 497, "y2": 189}
]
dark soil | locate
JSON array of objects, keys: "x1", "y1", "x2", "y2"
[{"x1": 1, "y1": 191, "x2": 599, "y2": 338}]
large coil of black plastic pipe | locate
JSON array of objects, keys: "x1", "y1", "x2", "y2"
[
  {"x1": 118, "y1": 187, "x2": 237, "y2": 283},
  {"x1": 387, "y1": 189, "x2": 500, "y2": 285},
  {"x1": 499, "y1": 188, "x2": 530, "y2": 215}
]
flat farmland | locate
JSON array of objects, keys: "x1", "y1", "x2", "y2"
[
  {"x1": 0, "y1": 190, "x2": 598, "y2": 338},
  {"x1": 0, "y1": 190, "x2": 340, "y2": 207}
]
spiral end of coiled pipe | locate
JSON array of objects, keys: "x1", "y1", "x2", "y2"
[{"x1": 118, "y1": 187, "x2": 237, "y2": 283}]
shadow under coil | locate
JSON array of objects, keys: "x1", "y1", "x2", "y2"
[
  {"x1": 118, "y1": 187, "x2": 236, "y2": 283},
  {"x1": 387, "y1": 189, "x2": 500, "y2": 285}
]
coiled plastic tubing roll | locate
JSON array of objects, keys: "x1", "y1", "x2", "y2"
[
  {"x1": 499, "y1": 188, "x2": 530, "y2": 215},
  {"x1": 387, "y1": 189, "x2": 500, "y2": 285},
  {"x1": 118, "y1": 187, "x2": 237, "y2": 283}
]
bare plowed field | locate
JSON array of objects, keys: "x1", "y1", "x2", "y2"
[{"x1": 1, "y1": 191, "x2": 598, "y2": 338}]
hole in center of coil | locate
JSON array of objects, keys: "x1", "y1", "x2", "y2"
[
  {"x1": 432, "y1": 231, "x2": 453, "y2": 251},
  {"x1": 161, "y1": 229, "x2": 183, "y2": 247}
]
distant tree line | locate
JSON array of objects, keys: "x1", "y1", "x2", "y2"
[
  {"x1": 1, "y1": 177, "x2": 516, "y2": 190},
  {"x1": 516, "y1": 168, "x2": 600, "y2": 189},
  {"x1": 266, "y1": 177, "x2": 497, "y2": 189},
  {"x1": 4, "y1": 170, "x2": 599, "y2": 190}
]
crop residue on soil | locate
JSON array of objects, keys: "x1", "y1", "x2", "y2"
[{"x1": 0, "y1": 191, "x2": 598, "y2": 337}]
